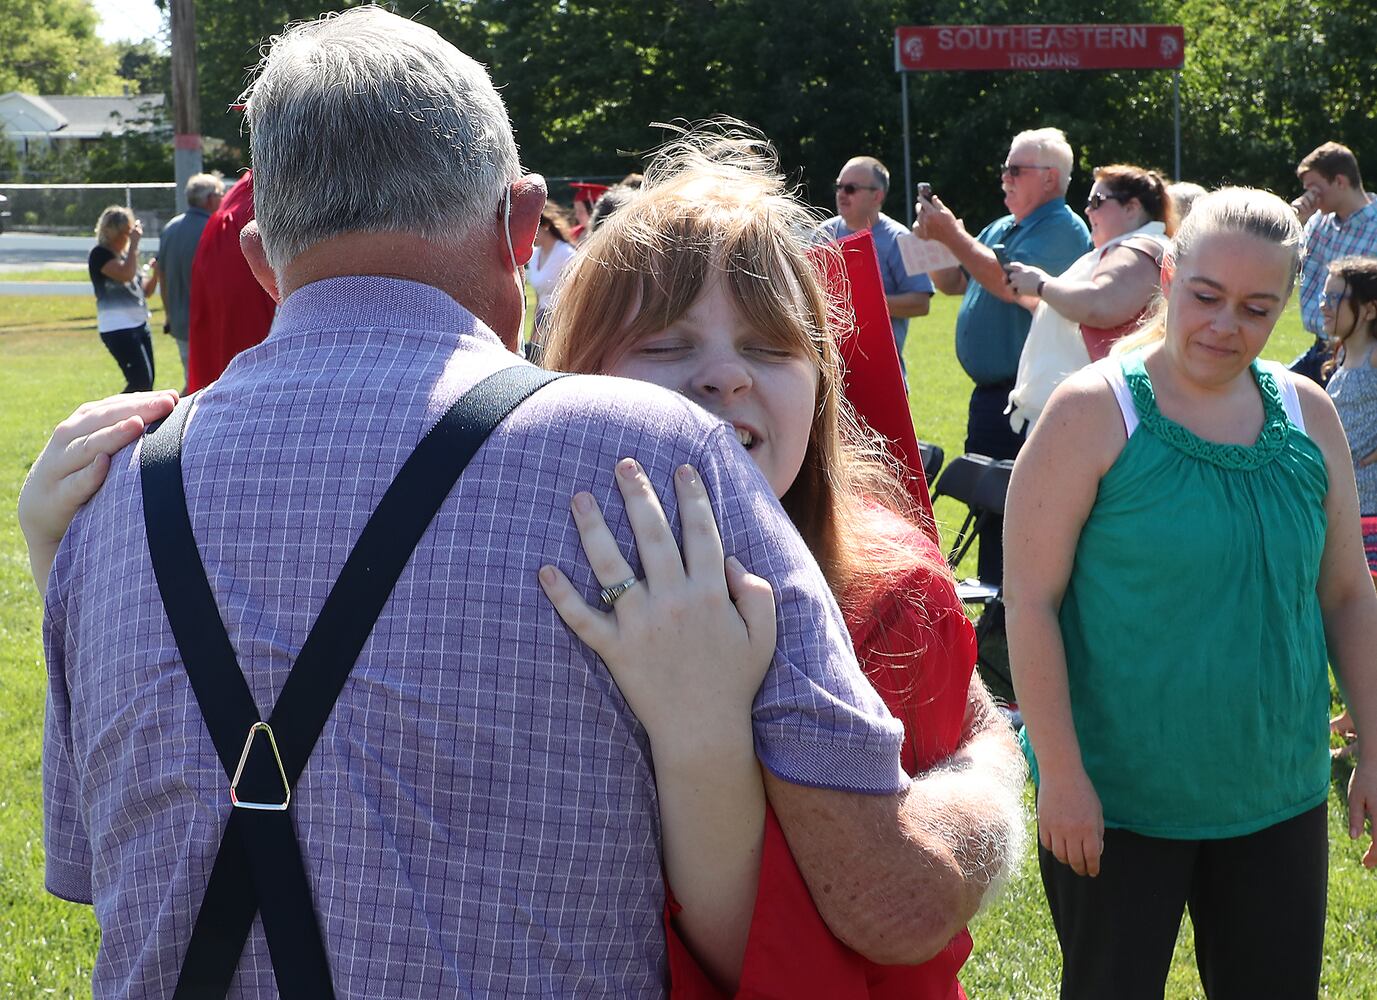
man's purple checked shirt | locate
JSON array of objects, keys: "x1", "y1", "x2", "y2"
[{"x1": 42, "y1": 276, "x2": 906, "y2": 998}]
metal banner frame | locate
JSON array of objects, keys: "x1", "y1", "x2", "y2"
[{"x1": 895, "y1": 24, "x2": 1186, "y2": 224}]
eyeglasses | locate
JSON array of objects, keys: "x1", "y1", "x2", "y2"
[
  {"x1": 835, "y1": 182, "x2": 882, "y2": 195},
  {"x1": 1321, "y1": 290, "x2": 1351, "y2": 311},
  {"x1": 1000, "y1": 163, "x2": 1053, "y2": 179},
  {"x1": 1085, "y1": 192, "x2": 1129, "y2": 212}
]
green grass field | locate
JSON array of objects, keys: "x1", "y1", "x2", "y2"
[
  {"x1": 0, "y1": 269, "x2": 88, "y2": 283},
  {"x1": 1, "y1": 292, "x2": 1373, "y2": 997}
]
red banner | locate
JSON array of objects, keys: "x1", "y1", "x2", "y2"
[
  {"x1": 809, "y1": 231, "x2": 937, "y2": 540},
  {"x1": 895, "y1": 24, "x2": 1185, "y2": 72}
]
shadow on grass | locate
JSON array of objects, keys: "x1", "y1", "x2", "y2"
[{"x1": 0, "y1": 318, "x2": 91, "y2": 334}]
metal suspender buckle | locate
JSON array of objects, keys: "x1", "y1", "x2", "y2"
[{"x1": 229, "y1": 721, "x2": 292, "y2": 811}]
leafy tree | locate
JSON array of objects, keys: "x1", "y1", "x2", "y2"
[
  {"x1": 115, "y1": 38, "x2": 173, "y2": 99},
  {"x1": 1174, "y1": 0, "x2": 1377, "y2": 194},
  {"x1": 178, "y1": 0, "x2": 1377, "y2": 220},
  {"x1": 187, "y1": 0, "x2": 433, "y2": 147},
  {"x1": 84, "y1": 111, "x2": 174, "y2": 183},
  {"x1": 0, "y1": 136, "x2": 20, "y2": 180},
  {"x1": 0, "y1": 0, "x2": 126, "y2": 95}
]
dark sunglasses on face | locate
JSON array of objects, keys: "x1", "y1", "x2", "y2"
[
  {"x1": 1000, "y1": 163, "x2": 1053, "y2": 179},
  {"x1": 835, "y1": 182, "x2": 881, "y2": 195},
  {"x1": 1086, "y1": 192, "x2": 1129, "y2": 212}
]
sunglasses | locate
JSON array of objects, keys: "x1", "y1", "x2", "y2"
[
  {"x1": 1321, "y1": 290, "x2": 1351, "y2": 311},
  {"x1": 1000, "y1": 163, "x2": 1053, "y2": 179},
  {"x1": 835, "y1": 182, "x2": 881, "y2": 195},
  {"x1": 1085, "y1": 192, "x2": 1129, "y2": 212}
]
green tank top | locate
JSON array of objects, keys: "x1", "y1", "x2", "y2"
[{"x1": 1036, "y1": 351, "x2": 1332, "y2": 839}]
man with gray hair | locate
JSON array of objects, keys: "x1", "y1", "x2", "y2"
[
  {"x1": 915, "y1": 126, "x2": 1090, "y2": 583},
  {"x1": 819, "y1": 155, "x2": 933, "y2": 366},
  {"x1": 156, "y1": 172, "x2": 224, "y2": 387},
  {"x1": 33, "y1": 7, "x2": 1017, "y2": 997}
]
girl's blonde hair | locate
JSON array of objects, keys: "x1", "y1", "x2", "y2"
[
  {"x1": 94, "y1": 205, "x2": 134, "y2": 247},
  {"x1": 1113, "y1": 187, "x2": 1303, "y2": 356},
  {"x1": 543, "y1": 123, "x2": 944, "y2": 606}
]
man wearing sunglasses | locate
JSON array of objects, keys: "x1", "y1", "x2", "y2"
[
  {"x1": 819, "y1": 156, "x2": 934, "y2": 368},
  {"x1": 913, "y1": 127, "x2": 1090, "y2": 584}
]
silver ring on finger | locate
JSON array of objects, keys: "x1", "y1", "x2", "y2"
[{"x1": 599, "y1": 576, "x2": 639, "y2": 607}]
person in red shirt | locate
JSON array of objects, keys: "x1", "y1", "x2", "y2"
[
  {"x1": 541, "y1": 127, "x2": 1026, "y2": 998},
  {"x1": 185, "y1": 170, "x2": 277, "y2": 392}
]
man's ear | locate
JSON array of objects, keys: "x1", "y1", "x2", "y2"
[
  {"x1": 238, "y1": 221, "x2": 282, "y2": 303},
  {"x1": 504, "y1": 174, "x2": 547, "y2": 268}
]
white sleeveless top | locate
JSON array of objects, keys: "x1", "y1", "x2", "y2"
[
  {"x1": 1098, "y1": 357, "x2": 1305, "y2": 437},
  {"x1": 1007, "y1": 221, "x2": 1171, "y2": 432}
]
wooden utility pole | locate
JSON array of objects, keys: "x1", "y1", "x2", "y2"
[{"x1": 170, "y1": 0, "x2": 202, "y2": 213}]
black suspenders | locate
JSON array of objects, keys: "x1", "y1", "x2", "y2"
[{"x1": 139, "y1": 366, "x2": 565, "y2": 999}]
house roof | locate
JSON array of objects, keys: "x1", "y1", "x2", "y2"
[{"x1": 0, "y1": 92, "x2": 166, "y2": 140}]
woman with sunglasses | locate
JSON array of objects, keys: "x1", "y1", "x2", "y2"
[{"x1": 1004, "y1": 165, "x2": 1175, "y2": 432}]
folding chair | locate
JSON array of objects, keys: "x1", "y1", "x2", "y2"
[
  {"x1": 918, "y1": 441, "x2": 944, "y2": 483},
  {"x1": 929, "y1": 454, "x2": 1018, "y2": 706},
  {"x1": 929, "y1": 454, "x2": 1013, "y2": 577}
]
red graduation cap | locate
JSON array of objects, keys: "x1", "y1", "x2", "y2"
[
  {"x1": 809, "y1": 229, "x2": 937, "y2": 542},
  {"x1": 568, "y1": 182, "x2": 611, "y2": 205}
]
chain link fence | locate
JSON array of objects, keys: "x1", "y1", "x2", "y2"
[{"x1": 0, "y1": 183, "x2": 179, "y2": 236}]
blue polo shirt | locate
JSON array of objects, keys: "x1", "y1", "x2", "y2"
[
  {"x1": 819, "y1": 213, "x2": 935, "y2": 356},
  {"x1": 954, "y1": 198, "x2": 1091, "y2": 386}
]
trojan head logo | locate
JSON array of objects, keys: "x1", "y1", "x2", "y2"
[
  {"x1": 1159, "y1": 35, "x2": 1181, "y2": 61},
  {"x1": 903, "y1": 36, "x2": 925, "y2": 65}
]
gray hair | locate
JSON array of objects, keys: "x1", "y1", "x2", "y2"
[
  {"x1": 1011, "y1": 127, "x2": 1074, "y2": 194},
  {"x1": 242, "y1": 6, "x2": 520, "y2": 272},
  {"x1": 1167, "y1": 181, "x2": 1207, "y2": 222},
  {"x1": 185, "y1": 172, "x2": 224, "y2": 209},
  {"x1": 94, "y1": 204, "x2": 133, "y2": 246}
]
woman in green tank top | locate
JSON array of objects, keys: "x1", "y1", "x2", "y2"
[{"x1": 1005, "y1": 188, "x2": 1377, "y2": 1000}]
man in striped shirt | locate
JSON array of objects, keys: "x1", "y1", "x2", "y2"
[{"x1": 1290, "y1": 141, "x2": 1377, "y2": 384}]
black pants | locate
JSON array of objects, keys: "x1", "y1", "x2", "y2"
[
  {"x1": 100, "y1": 323, "x2": 155, "y2": 393},
  {"x1": 964, "y1": 380, "x2": 1025, "y2": 584},
  {"x1": 1039, "y1": 804, "x2": 1328, "y2": 1000}
]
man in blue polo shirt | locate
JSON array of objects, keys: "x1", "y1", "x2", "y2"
[
  {"x1": 916, "y1": 127, "x2": 1091, "y2": 583},
  {"x1": 819, "y1": 156, "x2": 933, "y2": 370}
]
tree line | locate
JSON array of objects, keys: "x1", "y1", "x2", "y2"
[{"x1": 6, "y1": 0, "x2": 1375, "y2": 223}]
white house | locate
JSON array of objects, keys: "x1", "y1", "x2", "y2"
[{"x1": 0, "y1": 91, "x2": 166, "y2": 155}]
